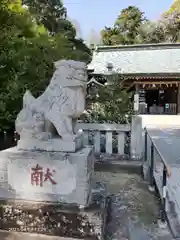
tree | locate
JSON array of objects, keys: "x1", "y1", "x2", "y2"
[
  {"x1": 136, "y1": 2, "x2": 180, "y2": 44},
  {"x1": 101, "y1": 6, "x2": 146, "y2": 45},
  {"x1": 135, "y1": 21, "x2": 166, "y2": 44},
  {"x1": 159, "y1": 12, "x2": 180, "y2": 42},
  {"x1": 83, "y1": 75, "x2": 133, "y2": 124},
  {"x1": 166, "y1": 0, "x2": 180, "y2": 14},
  {"x1": 161, "y1": 0, "x2": 180, "y2": 42},
  {"x1": 0, "y1": 0, "x2": 91, "y2": 131},
  {"x1": 101, "y1": 27, "x2": 122, "y2": 45},
  {"x1": 23, "y1": 0, "x2": 76, "y2": 37},
  {"x1": 100, "y1": 5, "x2": 180, "y2": 45},
  {"x1": 0, "y1": 0, "x2": 45, "y2": 38},
  {"x1": 23, "y1": 0, "x2": 90, "y2": 58}
]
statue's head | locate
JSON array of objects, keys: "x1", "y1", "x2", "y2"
[{"x1": 52, "y1": 59, "x2": 88, "y2": 87}]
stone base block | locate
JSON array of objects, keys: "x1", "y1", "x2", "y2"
[
  {"x1": 0, "y1": 183, "x2": 107, "y2": 240},
  {"x1": 17, "y1": 132, "x2": 84, "y2": 152},
  {"x1": 0, "y1": 146, "x2": 94, "y2": 206}
]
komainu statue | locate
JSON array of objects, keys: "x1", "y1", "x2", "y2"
[{"x1": 15, "y1": 60, "x2": 88, "y2": 152}]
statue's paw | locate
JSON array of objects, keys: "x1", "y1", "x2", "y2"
[{"x1": 36, "y1": 132, "x2": 52, "y2": 141}]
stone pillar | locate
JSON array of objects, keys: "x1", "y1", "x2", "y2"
[
  {"x1": 131, "y1": 115, "x2": 143, "y2": 160},
  {"x1": 134, "y1": 83, "x2": 139, "y2": 113},
  {"x1": 177, "y1": 84, "x2": 180, "y2": 115}
]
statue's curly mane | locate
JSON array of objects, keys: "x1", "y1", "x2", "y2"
[{"x1": 50, "y1": 60, "x2": 87, "y2": 88}]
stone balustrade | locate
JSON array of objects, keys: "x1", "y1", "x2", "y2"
[{"x1": 76, "y1": 122, "x2": 131, "y2": 155}]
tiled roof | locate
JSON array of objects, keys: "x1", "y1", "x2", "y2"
[{"x1": 88, "y1": 43, "x2": 180, "y2": 75}]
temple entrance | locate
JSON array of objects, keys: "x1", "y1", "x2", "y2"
[
  {"x1": 146, "y1": 89, "x2": 159, "y2": 113},
  {"x1": 138, "y1": 86, "x2": 178, "y2": 114}
]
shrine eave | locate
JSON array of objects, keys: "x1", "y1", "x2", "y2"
[
  {"x1": 88, "y1": 72, "x2": 180, "y2": 81},
  {"x1": 124, "y1": 73, "x2": 180, "y2": 80}
]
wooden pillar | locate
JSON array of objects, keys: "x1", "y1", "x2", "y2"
[
  {"x1": 177, "y1": 84, "x2": 180, "y2": 115},
  {"x1": 135, "y1": 83, "x2": 139, "y2": 93}
]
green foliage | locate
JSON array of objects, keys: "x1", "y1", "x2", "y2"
[
  {"x1": 160, "y1": 0, "x2": 180, "y2": 42},
  {"x1": 135, "y1": 21, "x2": 166, "y2": 44},
  {"x1": 101, "y1": 27, "x2": 122, "y2": 45},
  {"x1": 101, "y1": 6, "x2": 146, "y2": 45},
  {"x1": 160, "y1": 12, "x2": 180, "y2": 42},
  {"x1": 84, "y1": 76, "x2": 134, "y2": 124},
  {"x1": 166, "y1": 0, "x2": 180, "y2": 14},
  {"x1": 0, "y1": 0, "x2": 91, "y2": 131},
  {"x1": 101, "y1": 4, "x2": 180, "y2": 45},
  {"x1": 23, "y1": 0, "x2": 76, "y2": 37},
  {"x1": 114, "y1": 6, "x2": 146, "y2": 44}
]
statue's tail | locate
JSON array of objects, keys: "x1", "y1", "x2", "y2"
[{"x1": 23, "y1": 90, "x2": 36, "y2": 109}]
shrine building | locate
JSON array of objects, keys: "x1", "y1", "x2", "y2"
[{"x1": 87, "y1": 43, "x2": 180, "y2": 115}]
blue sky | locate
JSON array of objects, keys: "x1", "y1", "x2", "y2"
[{"x1": 63, "y1": 0, "x2": 173, "y2": 39}]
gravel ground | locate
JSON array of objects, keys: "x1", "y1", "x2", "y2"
[
  {"x1": 93, "y1": 171, "x2": 173, "y2": 240},
  {"x1": 0, "y1": 171, "x2": 173, "y2": 240}
]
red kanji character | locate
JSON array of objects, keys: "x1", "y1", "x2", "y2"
[
  {"x1": 44, "y1": 168, "x2": 57, "y2": 185},
  {"x1": 31, "y1": 164, "x2": 43, "y2": 187}
]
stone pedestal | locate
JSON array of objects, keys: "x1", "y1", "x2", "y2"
[
  {"x1": 17, "y1": 132, "x2": 84, "y2": 152},
  {"x1": 0, "y1": 146, "x2": 94, "y2": 207},
  {"x1": 0, "y1": 146, "x2": 108, "y2": 239}
]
